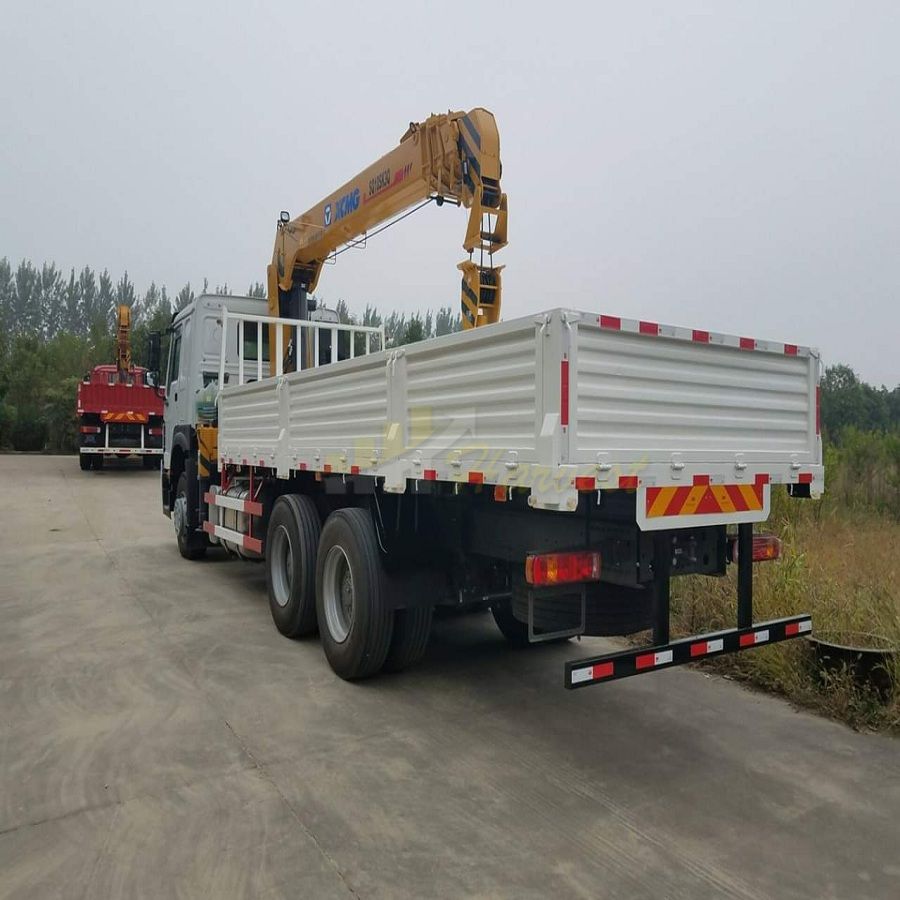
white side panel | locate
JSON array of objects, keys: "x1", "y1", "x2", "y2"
[
  {"x1": 571, "y1": 323, "x2": 816, "y2": 466},
  {"x1": 216, "y1": 307, "x2": 823, "y2": 515},
  {"x1": 403, "y1": 322, "x2": 541, "y2": 464},
  {"x1": 284, "y1": 354, "x2": 389, "y2": 463},
  {"x1": 217, "y1": 377, "x2": 282, "y2": 467}
]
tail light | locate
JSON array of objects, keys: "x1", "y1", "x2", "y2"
[
  {"x1": 148, "y1": 427, "x2": 163, "y2": 436},
  {"x1": 525, "y1": 551, "x2": 601, "y2": 586},
  {"x1": 80, "y1": 425, "x2": 101, "y2": 434},
  {"x1": 730, "y1": 533, "x2": 782, "y2": 563}
]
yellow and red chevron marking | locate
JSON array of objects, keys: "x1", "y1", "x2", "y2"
[
  {"x1": 101, "y1": 411, "x2": 148, "y2": 423},
  {"x1": 646, "y1": 476, "x2": 767, "y2": 518}
]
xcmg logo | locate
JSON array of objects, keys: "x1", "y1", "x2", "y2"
[{"x1": 324, "y1": 188, "x2": 360, "y2": 226}]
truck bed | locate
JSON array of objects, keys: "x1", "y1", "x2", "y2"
[{"x1": 217, "y1": 308, "x2": 822, "y2": 527}]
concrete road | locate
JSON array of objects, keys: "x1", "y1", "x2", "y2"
[{"x1": 1, "y1": 456, "x2": 898, "y2": 899}]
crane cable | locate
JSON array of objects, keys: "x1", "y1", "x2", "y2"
[{"x1": 330, "y1": 197, "x2": 438, "y2": 260}]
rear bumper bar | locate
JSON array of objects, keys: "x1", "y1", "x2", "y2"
[
  {"x1": 565, "y1": 614, "x2": 811, "y2": 689},
  {"x1": 79, "y1": 447, "x2": 163, "y2": 455}
]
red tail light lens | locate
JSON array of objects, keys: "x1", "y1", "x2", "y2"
[
  {"x1": 525, "y1": 551, "x2": 601, "y2": 586},
  {"x1": 148, "y1": 427, "x2": 163, "y2": 436},
  {"x1": 79, "y1": 425, "x2": 101, "y2": 434},
  {"x1": 731, "y1": 534, "x2": 782, "y2": 563}
]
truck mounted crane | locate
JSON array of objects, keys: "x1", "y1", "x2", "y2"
[
  {"x1": 115, "y1": 304, "x2": 133, "y2": 379},
  {"x1": 268, "y1": 108, "x2": 507, "y2": 370},
  {"x1": 76, "y1": 304, "x2": 164, "y2": 470},
  {"x1": 158, "y1": 104, "x2": 822, "y2": 690}
]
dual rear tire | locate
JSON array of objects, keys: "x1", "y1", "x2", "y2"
[
  {"x1": 265, "y1": 500, "x2": 433, "y2": 680},
  {"x1": 79, "y1": 452, "x2": 103, "y2": 471}
]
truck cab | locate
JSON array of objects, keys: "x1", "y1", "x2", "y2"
[
  {"x1": 161, "y1": 294, "x2": 342, "y2": 528},
  {"x1": 161, "y1": 293, "x2": 269, "y2": 522}
]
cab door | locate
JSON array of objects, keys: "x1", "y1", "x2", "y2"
[{"x1": 163, "y1": 322, "x2": 186, "y2": 470}]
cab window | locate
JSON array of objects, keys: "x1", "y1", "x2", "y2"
[
  {"x1": 241, "y1": 322, "x2": 270, "y2": 363},
  {"x1": 168, "y1": 329, "x2": 182, "y2": 387}
]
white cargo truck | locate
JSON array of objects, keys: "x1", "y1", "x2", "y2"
[{"x1": 157, "y1": 294, "x2": 822, "y2": 687}]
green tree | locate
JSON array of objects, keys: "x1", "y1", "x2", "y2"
[
  {"x1": 97, "y1": 269, "x2": 115, "y2": 331},
  {"x1": 0, "y1": 258, "x2": 13, "y2": 358},
  {"x1": 11, "y1": 260, "x2": 39, "y2": 336},
  {"x1": 820, "y1": 364, "x2": 893, "y2": 437},
  {"x1": 403, "y1": 313, "x2": 426, "y2": 345},
  {"x1": 435, "y1": 305, "x2": 460, "y2": 336},
  {"x1": 176, "y1": 282, "x2": 194, "y2": 311},
  {"x1": 78, "y1": 267, "x2": 99, "y2": 331},
  {"x1": 63, "y1": 268, "x2": 82, "y2": 335},
  {"x1": 38, "y1": 262, "x2": 64, "y2": 339}
]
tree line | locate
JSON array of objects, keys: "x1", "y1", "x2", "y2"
[
  {"x1": 0, "y1": 257, "x2": 461, "y2": 452},
  {"x1": 2, "y1": 255, "x2": 896, "y2": 454}
]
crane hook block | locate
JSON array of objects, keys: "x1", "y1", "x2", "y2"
[{"x1": 459, "y1": 261, "x2": 504, "y2": 329}]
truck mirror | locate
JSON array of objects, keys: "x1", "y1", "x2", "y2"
[{"x1": 147, "y1": 331, "x2": 162, "y2": 390}]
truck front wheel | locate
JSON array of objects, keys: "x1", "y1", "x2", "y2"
[
  {"x1": 316, "y1": 508, "x2": 394, "y2": 680},
  {"x1": 174, "y1": 470, "x2": 206, "y2": 560},
  {"x1": 266, "y1": 495, "x2": 320, "y2": 638}
]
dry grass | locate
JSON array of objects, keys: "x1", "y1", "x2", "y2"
[{"x1": 671, "y1": 487, "x2": 900, "y2": 733}]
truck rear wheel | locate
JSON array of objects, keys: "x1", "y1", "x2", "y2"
[
  {"x1": 92, "y1": 454, "x2": 104, "y2": 471},
  {"x1": 383, "y1": 604, "x2": 433, "y2": 672},
  {"x1": 315, "y1": 508, "x2": 394, "y2": 680},
  {"x1": 491, "y1": 598, "x2": 530, "y2": 646},
  {"x1": 266, "y1": 495, "x2": 320, "y2": 638},
  {"x1": 79, "y1": 453, "x2": 91, "y2": 471},
  {"x1": 174, "y1": 470, "x2": 206, "y2": 560}
]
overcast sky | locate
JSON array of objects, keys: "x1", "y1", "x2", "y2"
[{"x1": 2, "y1": 2, "x2": 898, "y2": 384}]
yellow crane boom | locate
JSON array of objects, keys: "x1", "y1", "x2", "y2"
[
  {"x1": 268, "y1": 107, "x2": 507, "y2": 349},
  {"x1": 116, "y1": 304, "x2": 132, "y2": 380}
]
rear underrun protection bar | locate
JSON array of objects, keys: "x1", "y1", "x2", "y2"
[{"x1": 563, "y1": 522, "x2": 812, "y2": 689}]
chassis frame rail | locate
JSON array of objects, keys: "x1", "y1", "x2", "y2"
[{"x1": 565, "y1": 614, "x2": 812, "y2": 689}]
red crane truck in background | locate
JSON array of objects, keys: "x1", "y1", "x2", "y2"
[{"x1": 77, "y1": 305, "x2": 164, "y2": 471}]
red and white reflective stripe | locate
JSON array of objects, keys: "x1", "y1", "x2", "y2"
[
  {"x1": 785, "y1": 619, "x2": 812, "y2": 636},
  {"x1": 635, "y1": 649, "x2": 674, "y2": 670},
  {"x1": 204, "y1": 491, "x2": 263, "y2": 516},
  {"x1": 690, "y1": 637, "x2": 725, "y2": 658},
  {"x1": 202, "y1": 520, "x2": 262, "y2": 553},
  {"x1": 570, "y1": 661, "x2": 615, "y2": 684},
  {"x1": 560, "y1": 357, "x2": 569, "y2": 427},
  {"x1": 596, "y1": 314, "x2": 810, "y2": 358},
  {"x1": 739, "y1": 628, "x2": 770, "y2": 648}
]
